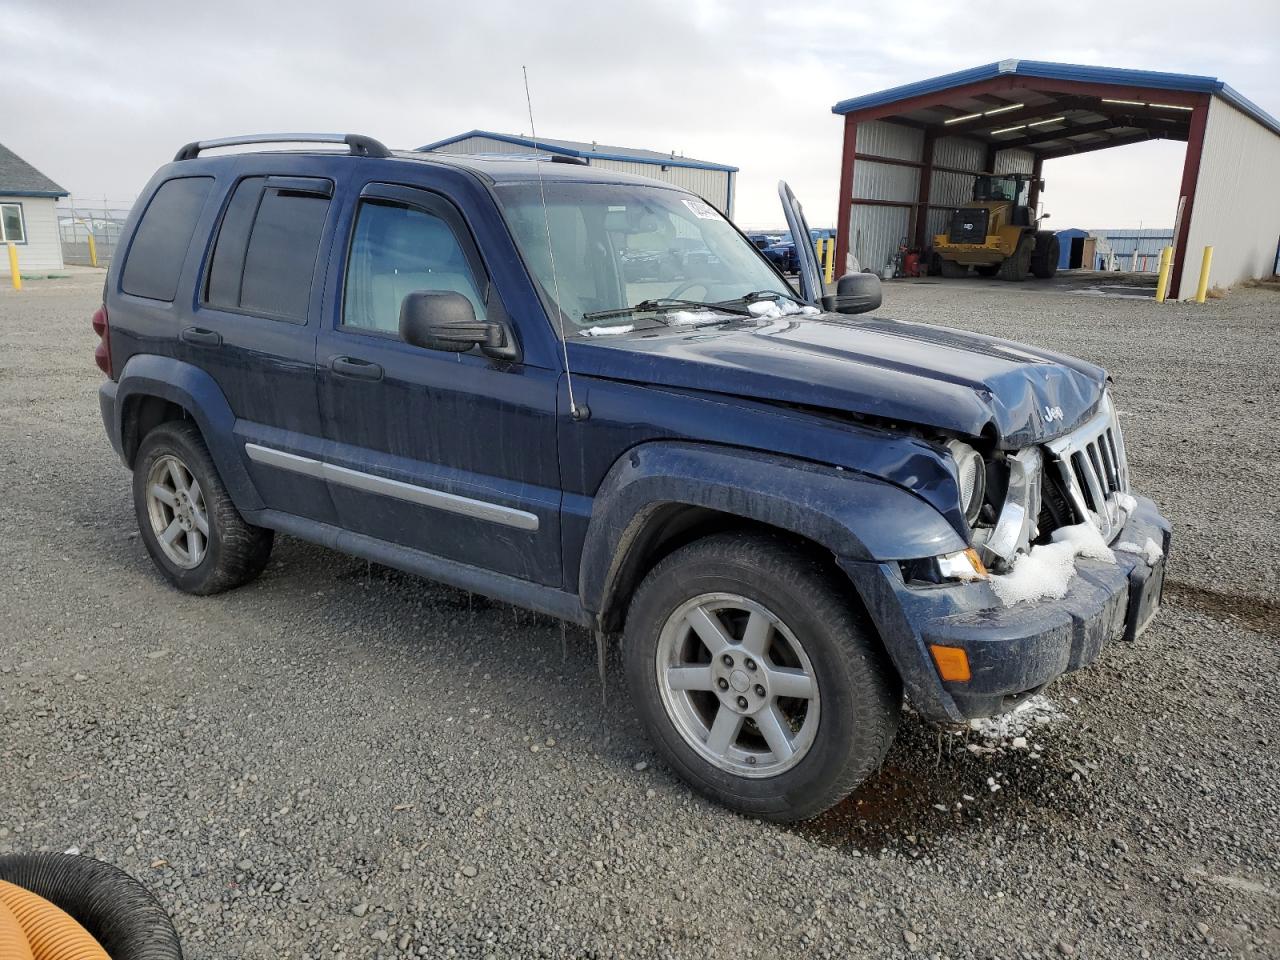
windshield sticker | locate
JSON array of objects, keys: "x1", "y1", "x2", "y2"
[{"x1": 682, "y1": 198, "x2": 720, "y2": 220}]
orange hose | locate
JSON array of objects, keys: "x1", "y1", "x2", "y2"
[
  {"x1": 0, "y1": 879, "x2": 110, "y2": 960},
  {"x1": 0, "y1": 896, "x2": 36, "y2": 960}
]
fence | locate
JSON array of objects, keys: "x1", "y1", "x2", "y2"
[{"x1": 57, "y1": 198, "x2": 135, "y2": 266}]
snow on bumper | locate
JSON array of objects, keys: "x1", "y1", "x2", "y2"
[{"x1": 840, "y1": 495, "x2": 1172, "y2": 724}]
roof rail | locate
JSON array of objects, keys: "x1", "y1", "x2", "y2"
[{"x1": 173, "y1": 133, "x2": 391, "y2": 162}]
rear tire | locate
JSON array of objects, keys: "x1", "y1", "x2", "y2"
[
  {"x1": 623, "y1": 532, "x2": 901, "y2": 822},
  {"x1": 939, "y1": 259, "x2": 969, "y2": 279},
  {"x1": 133, "y1": 421, "x2": 273, "y2": 595},
  {"x1": 1032, "y1": 232, "x2": 1060, "y2": 279}
]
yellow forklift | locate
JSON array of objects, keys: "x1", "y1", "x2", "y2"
[{"x1": 933, "y1": 173, "x2": 1058, "y2": 281}]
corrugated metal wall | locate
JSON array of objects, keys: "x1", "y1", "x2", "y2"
[
  {"x1": 926, "y1": 135, "x2": 986, "y2": 239},
  {"x1": 848, "y1": 121, "x2": 922, "y2": 272},
  {"x1": 1180, "y1": 97, "x2": 1280, "y2": 297},
  {"x1": 992, "y1": 148, "x2": 1036, "y2": 176},
  {"x1": 424, "y1": 136, "x2": 733, "y2": 216}
]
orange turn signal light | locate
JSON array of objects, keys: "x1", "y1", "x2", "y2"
[{"x1": 930, "y1": 644, "x2": 971, "y2": 682}]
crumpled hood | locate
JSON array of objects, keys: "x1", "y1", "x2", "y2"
[{"x1": 568, "y1": 314, "x2": 1108, "y2": 448}]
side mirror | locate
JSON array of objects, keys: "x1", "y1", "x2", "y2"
[
  {"x1": 1040, "y1": 212, "x2": 1051, "y2": 221},
  {"x1": 398, "y1": 291, "x2": 516, "y2": 359},
  {"x1": 821, "y1": 272, "x2": 882, "y2": 315}
]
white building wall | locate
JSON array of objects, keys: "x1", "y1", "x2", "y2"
[
  {"x1": 425, "y1": 137, "x2": 733, "y2": 216},
  {"x1": 0, "y1": 196, "x2": 63, "y2": 273},
  {"x1": 1179, "y1": 97, "x2": 1280, "y2": 298}
]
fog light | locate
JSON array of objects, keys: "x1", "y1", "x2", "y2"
[
  {"x1": 930, "y1": 644, "x2": 972, "y2": 682},
  {"x1": 937, "y1": 548, "x2": 988, "y2": 581}
]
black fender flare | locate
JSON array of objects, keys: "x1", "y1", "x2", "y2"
[
  {"x1": 112, "y1": 353, "x2": 263, "y2": 512},
  {"x1": 579, "y1": 441, "x2": 965, "y2": 622}
]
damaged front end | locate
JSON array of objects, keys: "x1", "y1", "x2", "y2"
[
  {"x1": 854, "y1": 390, "x2": 1172, "y2": 724},
  {"x1": 969, "y1": 392, "x2": 1130, "y2": 572}
]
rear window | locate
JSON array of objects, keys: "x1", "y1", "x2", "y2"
[
  {"x1": 121, "y1": 177, "x2": 214, "y2": 301},
  {"x1": 205, "y1": 177, "x2": 332, "y2": 323}
]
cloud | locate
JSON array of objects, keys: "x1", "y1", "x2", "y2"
[{"x1": 1, "y1": 0, "x2": 1276, "y2": 228}]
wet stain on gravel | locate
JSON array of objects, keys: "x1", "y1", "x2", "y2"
[
  {"x1": 1164, "y1": 580, "x2": 1280, "y2": 638},
  {"x1": 795, "y1": 718, "x2": 1087, "y2": 855}
]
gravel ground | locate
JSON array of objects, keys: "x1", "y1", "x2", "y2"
[{"x1": 0, "y1": 271, "x2": 1276, "y2": 959}]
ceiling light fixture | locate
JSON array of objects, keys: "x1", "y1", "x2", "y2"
[
  {"x1": 989, "y1": 124, "x2": 1027, "y2": 136},
  {"x1": 1101, "y1": 98, "x2": 1147, "y2": 107},
  {"x1": 1149, "y1": 103, "x2": 1193, "y2": 111},
  {"x1": 944, "y1": 112, "x2": 983, "y2": 124},
  {"x1": 982, "y1": 102, "x2": 1025, "y2": 116},
  {"x1": 1028, "y1": 116, "x2": 1066, "y2": 127}
]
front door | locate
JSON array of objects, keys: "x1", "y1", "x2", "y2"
[
  {"x1": 315, "y1": 180, "x2": 562, "y2": 585},
  {"x1": 778, "y1": 181, "x2": 824, "y2": 304}
]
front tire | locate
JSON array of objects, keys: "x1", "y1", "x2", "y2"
[
  {"x1": 132, "y1": 421, "x2": 273, "y2": 595},
  {"x1": 624, "y1": 532, "x2": 901, "y2": 821},
  {"x1": 939, "y1": 259, "x2": 969, "y2": 279}
]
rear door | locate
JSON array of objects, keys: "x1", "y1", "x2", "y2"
[
  {"x1": 186, "y1": 162, "x2": 344, "y2": 523},
  {"x1": 778, "y1": 181, "x2": 824, "y2": 304},
  {"x1": 314, "y1": 178, "x2": 562, "y2": 585}
]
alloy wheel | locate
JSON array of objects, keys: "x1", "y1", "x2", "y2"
[
  {"x1": 145, "y1": 454, "x2": 210, "y2": 569},
  {"x1": 654, "y1": 593, "x2": 820, "y2": 778}
]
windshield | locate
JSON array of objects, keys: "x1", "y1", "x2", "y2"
[
  {"x1": 495, "y1": 181, "x2": 796, "y2": 333},
  {"x1": 973, "y1": 175, "x2": 1028, "y2": 205}
]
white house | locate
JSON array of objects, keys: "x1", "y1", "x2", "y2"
[{"x1": 0, "y1": 143, "x2": 68, "y2": 274}]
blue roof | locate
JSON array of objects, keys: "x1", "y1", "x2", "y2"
[
  {"x1": 831, "y1": 59, "x2": 1280, "y2": 138},
  {"x1": 416, "y1": 130, "x2": 738, "y2": 173}
]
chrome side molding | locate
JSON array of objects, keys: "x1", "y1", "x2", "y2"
[{"x1": 244, "y1": 443, "x2": 540, "y2": 532}]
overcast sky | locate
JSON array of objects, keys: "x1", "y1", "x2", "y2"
[{"x1": 3, "y1": 0, "x2": 1276, "y2": 229}]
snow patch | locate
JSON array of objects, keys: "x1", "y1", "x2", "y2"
[
  {"x1": 668, "y1": 309, "x2": 725, "y2": 325},
  {"x1": 581, "y1": 324, "x2": 634, "y2": 337},
  {"x1": 1116, "y1": 537, "x2": 1163, "y2": 565},
  {"x1": 746, "y1": 299, "x2": 817, "y2": 318},
  {"x1": 966, "y1": 694, "x2": 1066, "y2": 749},
  {"x1": 1115, "y1": 492, "x2": 1137, "y2": 514},
  {"x1": 988, "y1": 522, "x2": 1115, "y2": 606}
]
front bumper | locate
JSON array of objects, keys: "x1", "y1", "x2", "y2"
[{"x1": 841, "y1": 495, "x2": 1172, "y2": 723}]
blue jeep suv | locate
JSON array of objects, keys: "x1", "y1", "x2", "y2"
[{"x1": 95, "y1": 133, "x2": 1170, "y2": 821}]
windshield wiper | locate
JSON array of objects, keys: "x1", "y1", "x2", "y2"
[
  {"x1": 581, "y1": 298, "x2": 752, "y2": 323},
  {"x1": 711, "y1": 289, "x2": 810, "y2": 310}
]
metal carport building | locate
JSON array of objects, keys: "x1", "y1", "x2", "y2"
[{"x1": 830, "y1": 60, "x2": 1280, "y2": 299}]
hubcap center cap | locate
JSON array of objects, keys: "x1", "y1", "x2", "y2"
[{"x1": 729, "y1": 669, "x2": 751, "y2": 693}]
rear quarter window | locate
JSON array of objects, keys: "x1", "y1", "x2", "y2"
[{"x1": 120, "y1": 177, "x2": 215, "y2": 302}]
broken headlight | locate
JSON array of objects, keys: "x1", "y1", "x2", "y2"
[{"x1": 946, "y1": 439, "x2": 987, "y2": 527}]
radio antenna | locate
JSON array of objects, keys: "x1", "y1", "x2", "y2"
[{"x1": 523, "y1": 65, "x2": 582, "y2": 420}]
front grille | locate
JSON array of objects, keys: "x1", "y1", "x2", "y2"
[
  {"x1": 949, "y1": 208, "x2": 989, "y2": 244},
  {"x1": 1045, "y1": 394, "x2": 1130, "y2": 541}
]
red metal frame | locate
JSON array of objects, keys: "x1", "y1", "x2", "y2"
[
  {"x1": 1169, "y1": 96, "x2": 1210, "y2": 298},
  {"x1": 833, "y1": 77, "x2": 1208, "y2": 284}
]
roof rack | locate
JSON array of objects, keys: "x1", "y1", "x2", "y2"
[{"x1": 173, "y1": 133, "x2": 391, "y2": 162}]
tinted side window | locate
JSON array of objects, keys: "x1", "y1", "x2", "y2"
[
  {"x1": 121, "y1": 177, "x2": 214, "y2": 301},
  {"x1": 206, "y1": 179, "x2": 331, "y2": 323},
  {"x1": 342, "y1": 200, "x2": 485, "y2": 335}
]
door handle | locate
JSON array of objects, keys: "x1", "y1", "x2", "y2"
[
  {"x1": 180, "y1": 327, "x2": 222, "y2": 347},
  {"x1": 330, "y1": 356, "x2": 384, "y2": 381}
]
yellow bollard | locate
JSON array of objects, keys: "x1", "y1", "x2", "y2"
[
  {"x1": 823, "y1": 238, "x2": 835, "y2": 283},
  {"x1": 1154, "y1": 246, "x2": 1172, "y2": 303},
  {"x1": 1194, "y1": 245, "x2": 1213, "y2": 303},
  {"x1": 87, "y1": 231, "x2": 99, "y2": 268},
  {"x1": 6, "y1": 242, "x2": 20, "y2": 291}
]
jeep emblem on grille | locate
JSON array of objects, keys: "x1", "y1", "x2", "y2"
[{"x1": 1042, "y1": 405, "x2": 1065, "y2": 424}]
